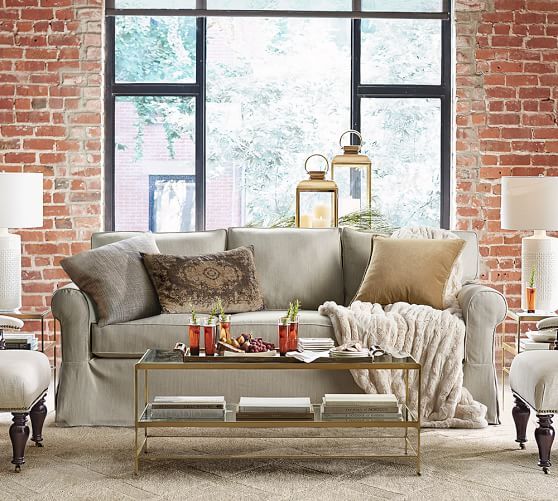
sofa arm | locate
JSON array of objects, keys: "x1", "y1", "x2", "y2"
[
  {"x1": 458, "y1": 283, "x2": 507, "y2": 365},
  {"x1": 52, "y1": 283, "x2": 97, "y2": 363}
]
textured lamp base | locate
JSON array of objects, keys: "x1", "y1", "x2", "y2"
[
  {"x1": 522, "y1": 231, "x2": 558, "y2": 312},
  {"x1": 0, "y1": 229, "x2": 21, "y2": 312}
]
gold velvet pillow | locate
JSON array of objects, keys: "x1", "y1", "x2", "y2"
[{"x1": 352, "y1": 238, "x2": 465, "y2": 310}]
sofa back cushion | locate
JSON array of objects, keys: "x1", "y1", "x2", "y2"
[
  {"x1": 341, "y1": 228, "x2": 479, "y2": 305},
  {"x1": 91, "y1": 230, "x2": 227, "y2": 255},
  {"x1": 227, "y1": 227, "x2": 344, "y2": 310}
]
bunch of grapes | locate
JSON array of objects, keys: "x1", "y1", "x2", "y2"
[{"x1": 246, "y1": 337, "x2": 275, "y2": 353}]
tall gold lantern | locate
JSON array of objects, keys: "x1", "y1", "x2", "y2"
[
  {"x1": 331, "y1": 130, "x2": 372, "y2": 217},
  {"x1": 295, "y1": 154, "x2": 339, "y2": 228}
]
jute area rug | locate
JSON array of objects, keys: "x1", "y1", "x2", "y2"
[{"x1": 0, "y1": 386, "x2": 556, "y2": 501}]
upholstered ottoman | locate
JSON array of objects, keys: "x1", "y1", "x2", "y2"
[
  {"x1": 0, "y1": 350, "x2": 50, "y2": 472},
  {"x1": 510, "y1": 351, "x2": 557, "y2": 474}
]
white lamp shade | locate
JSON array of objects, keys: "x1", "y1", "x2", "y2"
[
  {"x1": 501, "y1": 176, "x2": 558, "y2": 231},
  {"x1": 0, "y1": 172, "x2": 43, "y2": 228}
]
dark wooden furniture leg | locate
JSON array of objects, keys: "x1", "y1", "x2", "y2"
[
  {"x1": 30, "y1": 395, "x2": 47, "y2": 447},
  {"x1": 512, "y1": 394, "x2": 530, "y2": 449},
  {"x1": 535, "y1": 414, "x2": 555, "y2": 474},
  {"x1": 9, "y1": 413, "x2": 29, "y2": 473}
]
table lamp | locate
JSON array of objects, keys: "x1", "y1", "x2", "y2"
[
  {"x1": 501, "y1": 176, "x2": 558, "y2": 312},
  {"x1": 0, "y1": 172, "x2": 43, "y2": 312}
]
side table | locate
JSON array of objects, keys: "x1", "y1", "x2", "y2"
[
  {"x1": 3, "y1": 310, "x2": 57, "y2": 392},
  {"x1": 501, "y1": 309, "x2": 557, "y2": 404}
]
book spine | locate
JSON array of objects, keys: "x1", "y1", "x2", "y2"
[
  {"x1": 322, "y1": 406, "x2": 399, "y2": 413},
  {"x1": 4, "y1": 343, "x2": 35, "y2": 350},
  {"x1": 322, "y1": 412, "x2": 402, "y2": 419},
  {"x1": 150, "y1": 409, "x2": 225, "y2": 419},
  {"x1": 151, "y1": 404, "x2": 225, "y2": 410},
  {"x1": 239, "y1": 407, "x2": 312, "y2": 414}
]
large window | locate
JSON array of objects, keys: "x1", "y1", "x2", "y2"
[{"x1": 105, "y1": 2, "x2": 451, "y2": 230}]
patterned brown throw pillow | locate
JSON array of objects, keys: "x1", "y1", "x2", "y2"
[{"x1": 142, "y1": 246, "x2": 265, "y2": 314}]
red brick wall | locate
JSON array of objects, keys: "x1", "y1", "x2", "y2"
[
  {"x1": 455, "y1": 0, "x2": 558, "y2": 334},
  {"x1": 0, "y1": 0, "x2": 103, "y2": 339},
  {"x1": 1, "y1": 1, "x2": 557, "y2": 345}
]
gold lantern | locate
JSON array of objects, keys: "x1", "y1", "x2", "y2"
[
  {"x1": 331, "y1": 130, "x2": 372, "y2": 217},
  {"x1": 296, "y1": 154, "x2": 339, "y2": 228}
]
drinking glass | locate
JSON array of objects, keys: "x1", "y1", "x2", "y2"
[
  {"x1": 188, "y1": 317, "x2": 201, "y2": 356},
  {"x1": 278, "y1": 318, "x2": 289, "y2": 356},
  {"x1": 288, "y1": 315, "x2": 299, "y2": 352}
]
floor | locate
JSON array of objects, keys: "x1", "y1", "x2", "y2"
[{"x1": 0, "y1": 384, "x2": 556, "y2": 501}]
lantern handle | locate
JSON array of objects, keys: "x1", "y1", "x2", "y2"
[
  {"x1": 339, "y1": 129, "x2": 363, "y2": 148},
  {"x1": 304, "y1": 154, "x2": 329, "y2": 174}
]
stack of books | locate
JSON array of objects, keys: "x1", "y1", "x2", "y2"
[
  {"x1": 521, "y1": 330, "x2": 557, "y2": 351},
  {"x1": 236, "y1": 397, "x2": 314, "y2": 421},
  {"x1": 520, "y1": 340, "x2": 554, "y2": 351},
  {"x1": 297, "y1": 338, "x2": 334, "y2": 352},
  {"x1": 321, "y1": 394, "x2": 402, "y2": 421},
  {"x1": 2, "y1": 333, "x2": 38, "y2": 350},
  {"x1": 150, "y1": 396, "x2": 226, "y2": 420}
]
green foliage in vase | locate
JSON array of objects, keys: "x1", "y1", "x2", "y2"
[
  {"x1": 287, "y1": 299, "x2": 301, "y2": 322},
  {"x1": 190, "y1": 304, "x2": 198, "y2": 325},
  {"x1": 528, "y1": 264, "x2": 536, "y2": 289},
  {"x1": 216, "y1": 298, "x2": 227, "y2": 322}
]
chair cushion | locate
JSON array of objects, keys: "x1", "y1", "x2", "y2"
[
  {"x1": 510, "y1": 351, "x2": 558, "y2": 413},
  {"x1": 227, "y1": 227, "x2": 344, "y2": 310},
  {"x1": 0, "y1": 351, "x2": 50, "y2": 411},
  {"x1": 92, "y1": 310, "x2": 335, "y2": 358}
]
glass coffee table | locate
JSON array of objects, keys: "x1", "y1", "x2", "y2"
[{"x1": 134, "y1": 349, "x2": 422, "y2": 475}]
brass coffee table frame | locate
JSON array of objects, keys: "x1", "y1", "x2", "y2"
[{"x1": 134, "y1": 349, "x2": 422, "y2": 475}]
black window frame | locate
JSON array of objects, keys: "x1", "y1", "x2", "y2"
[{"x1": 104, "y1": 3, "x2": 452, "y2": 230}]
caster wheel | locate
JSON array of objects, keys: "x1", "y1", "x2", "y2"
[
  {"x1": 543, "y1": 467, "x2": 549, "y2": 474},
  {"x1": 519, "y1": 443, "x2": 525, "y2": 450},
  {"x1": 14, "y1": 465, "x2": 21, "y2": 473},
  {"x1": 36, "y1": 442, "x2": 43, "y2": 448}
]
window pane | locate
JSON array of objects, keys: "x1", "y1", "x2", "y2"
[
  {"x1": 360, "y1": 19, "x2": 441, "y2": 85},
  {"x1": 208, "y1": 0, "x2": 351, "y2": 10},
  {"x1": 150, "y1": 175, "x2": 196, "y2": 232},
  {"x1": 360, "y1": 98, "x2": 441, "y2": 228},
  {"x1": 362, "y1": 0, "x2": 444, "y2": 11},
  {"x1": 115, "y1": 17, "x2": 196, "y2": 83},
  {"x1": 115, "y1": 0, "x2": 197, "y2": 7},
  {"x1": 114, "y1": 96, "x2": 196, "y2": 231},
  {"x1": 205, "y1": 17, "x2": 350, "y2": 229}
]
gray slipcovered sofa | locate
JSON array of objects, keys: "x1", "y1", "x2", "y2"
[{"x1": 52, "y1": 228, "x2": 507, "y2": 426}]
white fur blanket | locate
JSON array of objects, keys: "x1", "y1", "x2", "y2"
[{"x1": 319, "y1": 300, "x2": 488, "y2": 428}]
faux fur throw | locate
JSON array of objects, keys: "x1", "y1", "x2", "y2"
[{"x1": 318, "y1": 301, "x2": 488, "y2": 429}]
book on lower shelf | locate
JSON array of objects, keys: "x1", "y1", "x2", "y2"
[
  {"x1": 236, "y1": 397, "x2": 314, "y2": 421},
  {"x1": 150, "y1": 396, "x2": 226, "y2": 420},
  {"x1": 321, "y1": 394, "x2": 402, "y2": 421},
  {"x1": 520, "y1": 340, "x2": 554, "y2": 351},
  {"x1": 2, "y1": 333, "x2": 38, "y2": 350}
]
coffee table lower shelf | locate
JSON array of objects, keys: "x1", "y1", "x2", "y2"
[{"x1": 135, "y1": 405, "x2": 421, "y2": 475}]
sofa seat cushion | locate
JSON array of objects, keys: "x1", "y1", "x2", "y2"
[
  {"x1": 92, "y1": 310, "x2": 335, "y2": 358},
  {"x1": 0, "y1": 351, "x2": 50, "y2": 411}
]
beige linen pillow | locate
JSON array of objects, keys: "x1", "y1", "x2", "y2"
[
  {"x1": 60, "y1": 234, "x2": 161, "y2": 327},
  {"x1": 352, "y1": 237, "x2": 465, "y2": 310},
  {"x1": 142, "y1": 246, "x2": 265, "y2": 314}
]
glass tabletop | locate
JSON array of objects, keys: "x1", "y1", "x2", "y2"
[{"x1": 137, "y1": 349, "x2": 419, "y2": 367}]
